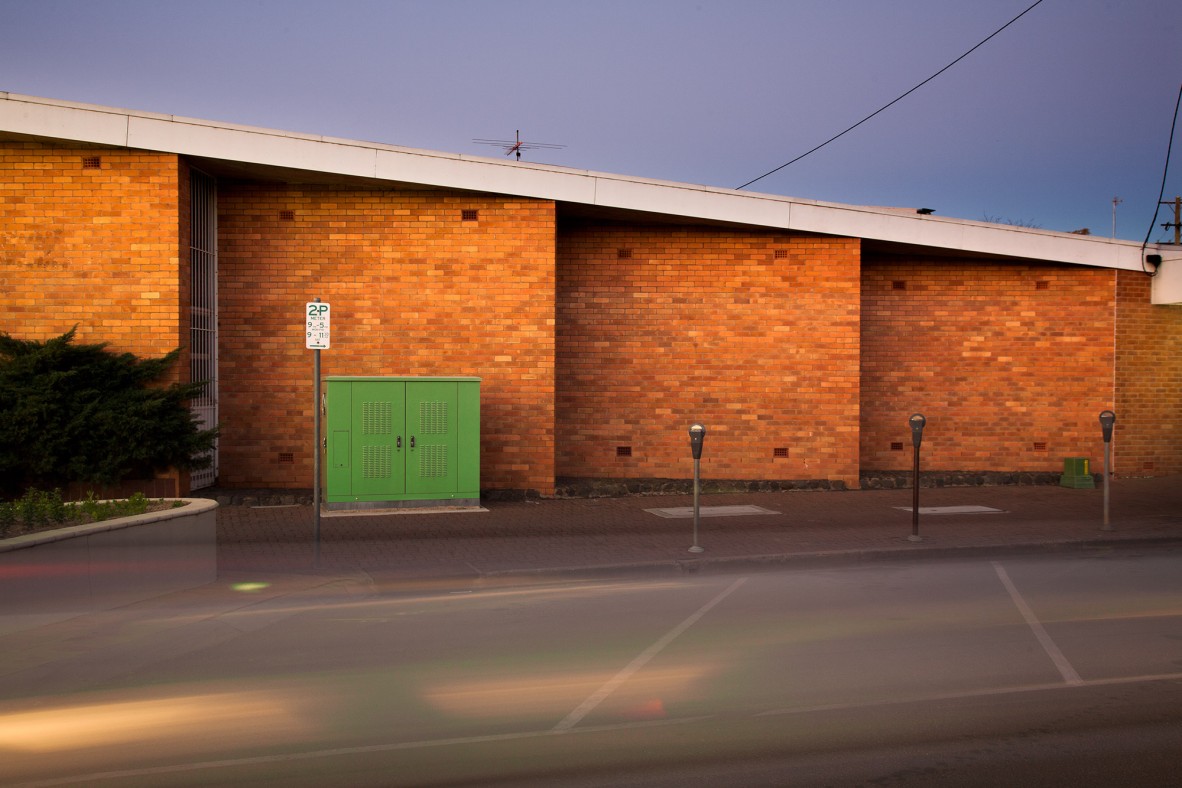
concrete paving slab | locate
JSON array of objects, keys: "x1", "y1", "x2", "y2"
[
  {"x1": 645, "y1": 505, "x2": 782, "y2": 519},
  {"x1": 893, "y1": 506, "x2": 1006, "y2": 515}
]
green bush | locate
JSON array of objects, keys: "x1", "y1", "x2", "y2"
[
  {"x1": 77, "y1": 490, "x2": 153, "y2": 522},
  {"x1": 0, "y1": 487, "x2": 65, "y2": 536},
  {"x1": 0, "y1": 488, "x2": 177, "y2": 537},
  {"x1": 0, "y1": 328, "x2": 217, "y2": 498}
]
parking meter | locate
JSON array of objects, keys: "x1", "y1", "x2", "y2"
[
  {"x1": 688, "y1": 424, "x2": 706, "y2": 553},
  {"x1": 909, "y1": 413, "x2": 926, "y2": 448},
  {"x1": 1099, "y1": 410, "x2": 1115, "y2": 443},
  {"x1": 1099, "y1": 410, "x2": 1116, "y2": 531},
  {"x1": 908, "y1": 414, "x2": 926, "y2": 541},
  {"x1": 689, "y1": 424, "x2": 706, "y2": 460}
]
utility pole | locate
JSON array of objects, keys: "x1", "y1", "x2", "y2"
[
  {"x1": 1161, "y1": 197, "x2": 1181, "y2": 245},
  {"x1": 1112, "y1": 197, "x2": 1122, "y2": 238}
]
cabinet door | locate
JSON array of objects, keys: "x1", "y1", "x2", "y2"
[
  {"x1": 325, "y1": 381, "x2": 353, "y2": 497},
  {"x1": 351, "y1": 381, "x2": 406, "y2": 497},
  {"x1": 406, "y1": 381, "x2": 458, "y2": 495}
]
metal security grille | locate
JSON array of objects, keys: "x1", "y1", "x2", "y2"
[
  {"x1": 419, "y1": 444, "x2": 448, "y2": 478},
  {"x1": 362, "y1": 401, "x2": 392, "y2": 434},
  {"x1": 419, "y1": 401, "x2": 448, "y2": 434},
  {"x1": 362, "y1": 445, "x2": 391, "y2": 479},
  {"x1": 189, "y1": 170, "x2": 218, "y2": 489}
]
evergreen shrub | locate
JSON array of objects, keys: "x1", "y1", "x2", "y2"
[{"x1": 0, "y1": 328, "x2": 217, "y2": 499}]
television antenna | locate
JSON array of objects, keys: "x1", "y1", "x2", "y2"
[{"x1": 473, "y1": 130, "x2": 565, "y2": 161}]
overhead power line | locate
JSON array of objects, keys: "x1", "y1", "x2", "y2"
[
  {"x1": 736, "y1": 0, "x2": 1047, "y2": 191},
  {"x1": 1141, "y1": 83, "x2": 1181, "y2": 256}
]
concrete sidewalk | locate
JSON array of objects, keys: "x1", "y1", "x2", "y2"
[{"x1": 215, "y1": 476, "x2": 1182, "y2": 581}]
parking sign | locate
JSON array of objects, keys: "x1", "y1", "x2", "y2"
[{"x1": 306, "y1": 302, "x2": 330, "y2": 349}]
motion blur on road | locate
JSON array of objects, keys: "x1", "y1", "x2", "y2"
[{"x1": 2, "y1": 547, "x2": 1181, "y2": 786}]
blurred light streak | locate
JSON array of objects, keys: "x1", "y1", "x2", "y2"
[
  {"x1": 423, "y1": 665, "x2": 710, "y2": 720},
  {"x1": 0, "y1": 691, "x2": 310, "y2": 752},
  {"x1": 231, "y1": 581, "x2": 271, "y2": 592}
]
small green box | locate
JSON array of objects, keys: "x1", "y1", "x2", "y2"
[{"x1": 1059, "y1": 457, "x2": 1094, "y2": 489}]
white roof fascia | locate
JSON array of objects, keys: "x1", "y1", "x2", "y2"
[
  {"x1": 589, "y1": 175, "x2": 1146, "y2": 271},
  {"x1": 0, "y1": 92, "x2": 1150, "y2": 272},
  {"x1": 128, "y1": 114, "x2": 384, "y2": 180},
  {"x1": 0, "y1": 92, "x2": 131, "y2": 146}
]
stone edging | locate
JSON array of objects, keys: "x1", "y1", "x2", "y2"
[{"x1": 0, "y1": 498, "x2": 217, "y2": 553}]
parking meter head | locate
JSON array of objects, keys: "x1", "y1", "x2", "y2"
[
  {"x1": 689, "y1": 423, "x2": 706, "y2": 460},
  {"x1": 909, "y1": 413, "x2": 926, "y2": 448},
  {"x1": 1099, "y1": 410, "x2": 1116, "y2": 443}
]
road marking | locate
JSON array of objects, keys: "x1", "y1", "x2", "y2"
[
  {"x1": 757, "y1": 671, "x2": 1182, "y2": 717},
  {"x1": 21, "y1": 671, "x2": 1182, "y2": 786},
  {"x1": 552, "y1": 577, "x2": 749, "y2": 732},
  {"x1": 992, "y1": 561, "x2": 1083, "y2": 686},
  {"x1": 10, "y1": 718, "x2": 709, "y2": 788}
]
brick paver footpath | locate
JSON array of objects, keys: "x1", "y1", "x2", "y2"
[{"x1": 213, "y1": 477, "x2": 1182, "y2": 582}]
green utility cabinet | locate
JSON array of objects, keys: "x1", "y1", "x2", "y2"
[{"x1": 323, "y1": 377, "x2": 480, "y2": 509}]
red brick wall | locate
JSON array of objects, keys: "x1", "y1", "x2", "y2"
[
  {"x1": 557, "y1": 221, "x2": 861, "y2": 487},
  {"x1": 1114, "y1": 270, "x2": 1182, "y2": 475},
  {"x1": 0, "y1": 140, "x2": 189, "y2": 494},
  {"x1": 0, "y1": 141, "x2": 186, "y2": 361},
  {"x1": 216, "y1": 184, "x2": 556, "y2": 493},
  {"x1": 861, "y1": 257, "x2": 1116, "y2": 473},
  {"x1": 7, "y1": 138, "x2": 1172, "y2": 495}
]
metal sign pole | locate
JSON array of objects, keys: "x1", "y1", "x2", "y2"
[
  {"x1": 313, "y1": 348, "x2": 321, "y2": 566},
  {"x1": 306, "y1": 298, "x2": 330, "y2": 570}
]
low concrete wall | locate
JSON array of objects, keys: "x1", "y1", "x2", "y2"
[{"x1": 0, "y1": 498, "x2": 217, "y2": 635}]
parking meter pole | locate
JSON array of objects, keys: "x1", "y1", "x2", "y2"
[
  {"x1": 908, "y1": 413, "x2": 926, "y2": 543},
  {"x1": 1099, "y1": 410, "x2": 1116, "y2": 532},
  {"x1": 688, "y1": 424, "x2": 706, "y2": 554},
  {"x1": 690, "y1": 456, "x2": 704, "y2": 553},
  {"x1": 911, "y1": 446, "x2": 921, "y2": 540},
  {"x1": 1102, "y1": 439, "x2": 1112, "y2": 531}
]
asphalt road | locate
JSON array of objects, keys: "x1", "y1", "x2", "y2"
[{"x1": 2, "y1": 547, "x2": 1180, "y2": 786}]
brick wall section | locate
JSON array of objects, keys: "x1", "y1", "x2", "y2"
[
  {"x1": 0, "y1": 141, "x2": 189, "y2": 494},
  {"x1": 861, "y1": 257, "x2": 1116, "y2": 473},
  {"x1": 557, "y1": 221, "x2": 861, "y2": 487},
  {"x1": 0, "y1": 141, "x2": 186, "y2": 362},
  {"x1": 1114, "y1": 269, "x2": 1182, "y2": 475},
  {"x1": 216, "y1": 184, "x2": 556, "y2": 493}
]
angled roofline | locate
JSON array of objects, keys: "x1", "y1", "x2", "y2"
[{"x1": 0, "y1": 92, "x2": 1159, "y2": 273}]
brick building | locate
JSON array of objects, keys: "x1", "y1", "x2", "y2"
[{"x1": 2, "y1": 93, "x2": 1180, "y2": 497}]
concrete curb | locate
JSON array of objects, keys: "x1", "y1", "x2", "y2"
[{"x1": 477, "y1": 534, "x2": 1182, "y2": 581}]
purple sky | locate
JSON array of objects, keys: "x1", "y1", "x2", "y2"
[{"x1": 2, "y1": 0, "x2": 1179, "y2": 239}]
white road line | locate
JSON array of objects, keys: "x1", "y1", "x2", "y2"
[
  {"x1": 552, "y1": 576, "x2": 749, "y2": 732},
  {"x1": 11, "y1": 718, "x2": 709, "y2": 788},
  {"x1": 992, "y1": 561, "x2": 1083, "y2": 686},
  {"x1": 756, "y1": 671, "x2": 1182, "y2": 718},
  {"x1": 23, "y1": 670, "x2": 1182, "y2": 786}
]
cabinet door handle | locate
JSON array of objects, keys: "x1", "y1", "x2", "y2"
[
  {"x1": 410, "y1": 435, "x2": 416, "y2": 449},
  {"x1": 396, "y1": 436, "x2": 402, "y2": 450}
]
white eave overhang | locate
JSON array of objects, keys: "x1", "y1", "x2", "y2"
[{"x1": 3, "y1": 91, "x2": 1177, "y2": 303}]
